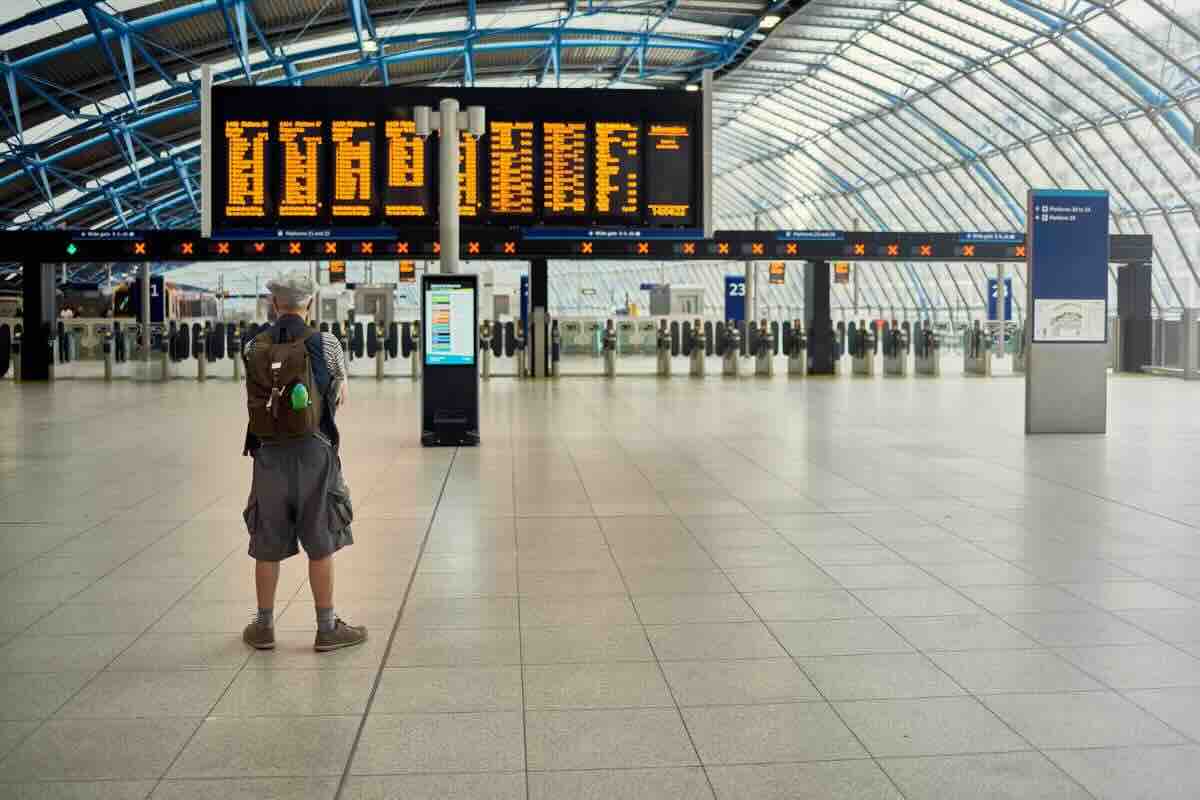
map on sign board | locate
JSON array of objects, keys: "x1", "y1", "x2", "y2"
[{"x1": 1033, "y1": 299, "x2": 1106, "y2": 342}]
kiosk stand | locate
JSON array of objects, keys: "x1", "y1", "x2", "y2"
[{"x1": 421, "y1": 274, "x2": 480, "y2": 446}]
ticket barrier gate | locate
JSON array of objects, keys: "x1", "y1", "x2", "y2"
[
  {"x1": 686, "y1": 318, "x2": 706, "y2": 377},
  {"x1": 1012, "y1": 321, "x2": 1028, "y2": 374},
  {"x1": 720, "y1": 323, "x2": 742, "y2": 377},
  {"x1": 914, "y1": 322, "x2": 941, "y2": 376},
  {"x1": 882, "y1": 321, "x2": 910, "y2": 377},
  {"x1": 656, "y1": 321, "x2": 672, "y2": 377},
  {"x1": 480, "y1": 321, "x2": 494, "y2": 379},
  {"x1": 550, "y1": 319, "x2": 562, "y2": 377},
  {"x1": 603, "y1": 320, "x2": 617, "y2": 378},
  {"x1": 963, "y1": 322, "x2": 992, "y2": 376},
  {"x1": 851, "y1": 320, "x2": 877, "y2": 376},
  {"x1": 785, "y1": 320, "x2": 808, "y2": 376},
  {"x1": 754, "y1": 320, "x2": 775, "y2": 377}
]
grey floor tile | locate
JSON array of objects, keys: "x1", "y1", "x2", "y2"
[
  {"x1": 524, "y1": 661, "x2": 673, "y2": 709},
  {"x1": 800, "y1": 653, "x2": 965, "y2": 700},
  {"x1": 1, "y1": 780, "x2": 158, "y2": 800},
  {"x1": 835, "y1": 696, "x2": 1027, "y2": 758},
  {"x1": 0, "y1": 721, "x2": 39, "y2": 760},
  {"x1": 0, "y1": 718, "x2": 201, "y2": 781},
  {"x1": 854, "y1": 587, "x2": 982, "y2": 617},
  {"x1": 1125, "y1": 687, "x2": 1200, "y2": 740},
  {"x1": 769, "y1": 618, "x2": 914, "y2": 657},
  {"x1": 620, "y1": 569, "x2": 736, "y2": 595},
  {"x1": 983, "y1": 691, "x2": 1186, "y2": 748},
  {"x1": 245, "y1": 633, "x2": 390, "y2": 670},
  {"x1": 526, "y1": 707, "x2": 697, "y2": 770},
  {"x1": 1061, "y1": 581, "x2": 1197, "y2": 611},
  {"x1": 522, "y1": 625, "x2": 654, "y2": 663},
  {"x1": 706, "y1": 761, "x2": 900, "y2": 800},
  {"x1": 212, "y1": 667, "x2": 375, "y2": 716},
  {"x1": 0, "y1": 671, "x2": 93, "y2": 719},
  {"x1": 743, "y1": 589, "x2": 872, "y2": 621},
  {"x1": 169, "y1": 715, "x2": 359, "y2": 778},
  {"x1": 1046, "y1": 745, "x2": 1200, "y2": 800},
  {"x1": 959, "y1": 585, "x2": 1094, "y2": 614},
  {"x1": 109, "y1": 634, "x2": 253, "y2": 671},
  {"x1": 520, "y1": 595, "x2": 638, "y2": 626},
  {"x1": 35, "y1": 603, "x2": 172, "y2": 636},
  {"x1": 351, "y1": 712, "x2": 524, "y2": 774},
  {"x1": 823, "y1": 564, "x2": 941, "y2": 589},
  {"x1": 683, "y1": 702, "x2": 866, "y2": 764},
  {"x1": 0, "y1": 576, "x2": 96, "y2": 605},
  {"x1": 343, "y1": 773, "x2": 525, "y2": 800},
  {"x1": 881, "y1": 752, "x2": 1090, "y2": 800},
  {"x1": 517, "y1": 569, "x2": 626, "y2": 596},
  {"x1": 372, "y1": 666, "x2": 522, "y2": 712},
  {"x1": 633, "y1": 593, "x2": 756, "y2": 625},
  {"x1": 661, "y1": 658, "x2": 820, "y2": 706},
  {"x1": 528, "y1": 767, "x2": 713, "y2": 800},
  {"x1": 72, "y1": 577, "x2": 199, "y2": 606},
  {"x1": 1116, "y1": 608, "x2": 1200, "y2": 643},
  {"x1": 723, "y1": 565, "x2": 838, "y2": 592},
  {"x1": 923, "y1": 561, "x2": 1041, "y2": 587},
  {"x1": 59, "y1": 669, "x2": 237, "y2": 718},
  {"x1": 406, "y1": 570, "x2": 518, "y2": 599},
  {"x1": 647, "y1": 622, "x2": 788, "y2": 661},
  {"x1": 1056, "y1": 643, "x2": 1200, "y2": 689},
  {"x1": 388, "y1": 626, "x2": 521, "y2": 666},
  {"x1": 1002, "y1": 611, "x2": 1158, "y2": 647},
  {"x1": 401, "y1": 597, "x2": 518, "y2": 628},
  {"x1": 0, "y1": 603, "x2": 56, "y2": 634},
  {"x1": 886, "y1": 615, "x2": 1039, "y2": 652},
  {"x1": 151, "y1": 778, "x2": 340, "y2": 800},
  {"x1": 0, "y1": 633, "x2": 138, "y2": 673},
  {"x1": 930, "y1": 649, "x2": 1104, "y2": 694}
]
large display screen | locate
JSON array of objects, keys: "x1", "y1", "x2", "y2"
[
  {"x1": 210, "y1": 87, "x2": 701, "y2": 230},
  {"x1": 425, "y1": 283, "x2": 476, "y2": 366}
]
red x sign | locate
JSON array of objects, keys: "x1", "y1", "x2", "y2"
[
  {"x1": 919, "y1": 245, "x2": 932, "y2": 257},
  {"x1": 962, "y1": 245, "x2": 975, "y2": 257},
  {"x1": 682, "y1": 242, "x2": 695, "y2": 255},
  {"x1": 324, "y1": 242, "x2": 337, "y2": 255},
  {"x1": 432, "y1": 242, "x2": 441, "y2": 254},
  {"x1": 636, "y1": 242, "x2": 649, "y2": 254},
  {"x1": 288, "y1": 242, "x2": 302, "y2": 255},
  {"x1": 180, "y1": 242, "x2": 193, "y2": 255},
  {"x1": 360, "y1": 242, "x2": 374, "y2": 255},
  {"x1": 396, "y1": 241, "x2": 409, "y2": 254},
  {"x1": 133, "y1": 242, "x2": 146, "y2": 255},
  {"x1": 252, "y1": 242, "x2": 265, "y2": 254},
  {"x1": 581, "y1": 242, "x2": 593, "y2": 254},
  {"x1": 1015, "y1": 245, "x2": 1026, "y2": 258},
  {"x1": 886, "y1": 244, "x2": 899, "y2": 257},
  {"x1": 751, "y1": 243, "x2": 764, "y2": 255},
  {"x1": 717, "y1": 242, "x2": 729, "y2": 255},
  {"x1": 503, "y1": 241, "x2": 516, "y2": 254},
  {"x1": 853, "y1": 243, "x2": 865, "y2": 255},
  {"x1": 785, "y1": 243, "x2": 797, "y2": 255},
  {"x1": 467, "y1": 241, "x2": 480, "y2": 254},
  {"x1": 216, "y1": 242, "x2": 230, "y2": 255}
]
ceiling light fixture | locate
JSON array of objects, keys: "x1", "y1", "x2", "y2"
[
  {"x1": 362, "y1": 38, "x2": 379, "y2": 53},
  {"x1": 685, "y1": 84, "x2": 699, "y2": 92},
  {"x1": 760, "y1": 14, "x2": 781, "y2": 29}
]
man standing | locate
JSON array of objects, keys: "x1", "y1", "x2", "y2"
[{"x1": 240, "y1": 272, "x2": 366, "y2": 652}]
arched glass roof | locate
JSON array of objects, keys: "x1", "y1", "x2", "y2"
[{"x1": 1, "y1": 0, "x2": 1197, "y2": 312}]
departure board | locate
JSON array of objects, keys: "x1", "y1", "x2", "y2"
[
  {"x1": 210, "y1": 86, "x2": 703, "y2": 230},
  {"x1": 543, "y1": 122, "x2": 587, "y2": 216},
  {"x1": 383, "y1": 117, "x2": 431, "y2": 219},
  {"x1": 223, "y1": 120, "x2": 270, "y2": 218},
  {"x1": 594, "y1": 122, "x2": 640, "y2": 218},
  {"x1": 331, "y1": 120, "x2": 375, "y2": 218},
  {"x1": 278, "y1": 120, "x2": 324, "y2": 218},
  {"x1": 489, "y1": 121, "x2": 535, "y2": 215},
  {"x1": 646, "y1": 123, "x2": 692, "y2": 222},
  {"x1": 459, "y1": 131, "x2": 480, "y2": 218}
]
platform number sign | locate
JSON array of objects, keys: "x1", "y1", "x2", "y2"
[
  {"x1": 987, "y1": 277, "x2": 1013, "y2": 322},
  {"x1": 725, "y1": 275, "x2": 746, "y2": 322}
]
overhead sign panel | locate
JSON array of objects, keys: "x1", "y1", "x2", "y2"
[
  {"x1": 1028, "y1": 190, "x2": 1109, "y2": 343},
  {"x1": 209, "y1": 87, "x2": 700, "y2": 232}
]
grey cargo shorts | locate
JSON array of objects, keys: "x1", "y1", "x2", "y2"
[{"x1": 244, "y1": 436, "x2": 353, "y2": 562}]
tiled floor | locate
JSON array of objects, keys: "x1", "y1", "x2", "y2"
[{"x1": 2, "y1": 370, "x2": 1200, "y2": 799}]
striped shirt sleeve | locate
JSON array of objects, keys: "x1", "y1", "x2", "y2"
[{"x1": 243, "y1": 330, "x2": 345, "y2": 379}]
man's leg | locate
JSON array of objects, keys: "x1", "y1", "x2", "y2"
[
  {"x1": 243, "y1": 559, "x2": 280, "y2": 650},
  {"x1": 310, "y1": 553, "x2": 367, "y2": 651},
  {"x1": 309, "y1": 553, "x2": 333, "y2": 610}
]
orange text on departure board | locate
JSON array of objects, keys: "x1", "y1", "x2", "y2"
[
  {"x1": 331, "y1": 120, "x2": 373, "y2": 217},
  {"x1": 278, "y1": 120, "x2": 323, "y2": 217},
  {"x1": 647, "y1": 123, "x2": 691, "y2": 219},
  {"x1": 649, "y1": 124, "x2": 689, "y2": 149},
  {"x1": 224, "y1": 120, "x2": 269, "y2": 217},
  {"x1": 384, "y1": 119, "x2": 427, "y2": 217},
  {"x1": 458, "y1": 131, "x2": 479, "y2": 218},
  {"x1": 594, "y1": 122, "x2": 639, "y2": 216},
  {"x1": 543, "y1": 122, "x2": 587, "y2": 215},
  {"x1": 490, "y1": 121, "x2": 535, "y2": 215}
]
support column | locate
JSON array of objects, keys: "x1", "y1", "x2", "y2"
[
  {"x1": 438, "y1": 98, "x2": 460, "y2": 275},
  {"x1": 530, "y1": 258, "x2": 548, "y2": 378},
  {"x1": 141, "y1": 262, "x2": 152, "y2": 365},
  {"x1": 20, "y1": 261, "x2": 55, "y2": 381},
  {"x1": 1116, "y1": 262, "x2": 1152, "y2": 372},
  {"x1": 805, "y1": 260, "x2": 834, "y2": 374}
]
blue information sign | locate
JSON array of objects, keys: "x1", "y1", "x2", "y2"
[
  {"x1": 724, "y1": 275, "x2": 745, "y2": 322},
  {"x1": 987, "y1": 277, "x2": 1013, "y2": 322},
  {"x1": 1027, "y1": 190, "x2": 1108, "y2": 343}
]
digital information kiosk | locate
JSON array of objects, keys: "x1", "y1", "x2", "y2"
[{"x1": 421, "y1": 274, "x2": 480, "y2": 446}]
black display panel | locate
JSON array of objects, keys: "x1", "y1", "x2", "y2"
[
  {"x1": 646, "y1": 122, "x2": 693, "y2": 224},
  {"x1": 209, "y1": 86, "x2": 702, "y2": 231}
]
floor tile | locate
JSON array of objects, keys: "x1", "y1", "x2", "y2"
[
  {"x1": 523, "y1": 625, "x2": 654, "y2": 663},
  {"x1": 621, "y1": 569, "x2": 736, "y2": 595},
  {"x1": 854, "y1": 587, "x2": 982, "y2": 617},
  {"x1": 60, "y1": 669, "x2": 237, "y2": 718},
  {"x1": 1002, "y1": 611, "x2": 1158, "y2": 647},
  {"x1": 0, "y1": 633, "x2": 137, "y2": 673},
  {"x1": 401, "y1": 597, "x2": 518, "y2": 628},
  {"x1": 835, "y1": 696, "x2": 1027, "y2": 758},
  {"x1": 743, "y1": 590, "x2": 872, "y2": 621},
  {"x1": 823, "y1": 564, "x2": 940, "y2": 589},
  {"x1": 520, "y1": 595, "x2": 638, "y2": 626},
  {"x1": 661, "y1": 659, "x2": 820, "y2": 706},
  {"x1": 800, "y1": 653, "x2": 965, "y2": 700},
  {"x1": 881, "y1": 752, "x2": 1090, "y2": 800},
  {"x1": 351, "y1": 712, "x2": 524, "y2": 774},
  {"x1": 982, "y1": 691, "x2": 1186, "y2": 748},
  {"x1": 526, "y1": 707, "x2": 697, "y2": 770},
  {"x1": 151, "y1": 778, "x2": 340, "y2": 800},
  {"x1": 769, "y1": 618, "x2": 914, "y2": 657},
  {"x1": 1061, "y1": 581, "x2": 1197, "y2": 611},
  {"x1": 0, "y1": 718, "x2": 201, "y2": 781},
  {"x1": 524, "y1": 661, "x2": 673, "y2": 709},
  {"x1": 723, "y1": 565, "x2": 838, "y2": 592},
  {"x1": 1056, "y1": 643, "x2": 1200, "y2": 689},
  {"x1": 0, "y1": 671, "x2": 93, "y2": 719},
  {"x1": 342, "y1": 773, "x2": 525, "y2": 800},
  {"x1": 169, "y1": 715, "x2": 359, "y2": 778},
  {"x1": 633, "y1": 593, "x2": 756, "y2": 624},
  {"x1": 212, "y1": 667, "x2": 375, "y2": 716},
  {"x1": 886, "y1": 615, "x2": 1038, "y2": 652},
  {"x1": 0, "y1": 721, "x2": 39, "y2": 760},
  {"x1": 683, "y1": 702, "x2": 866, "y2": 764},
  {"x1": 528, "y1": 767, "x2": 713, "y2": 800},
  {"x1": 388, "y1": 626, "x2": 521, "y2": 666},
  {"x1": 706, "y1": 761, "x2": 900, "y2": 800},
  {"x1": 1046, "y1": 745, "x2": 1200, "y2": 800},
  {"x1": 372, "y1": 666, "x2": 522, "y2": 712},
  {"x1": 959, "y1": 585, "x2": 1093, "y2": 614},
  {"x1": 930, "y1": 649, "x2": 1103, "y2": 694},
  {"x1": 647, "y1": 622, "x2": 788, "y2": 661},
  {"x1": 1124, "y1": 687, "x2": 1200, "y2": 740}
]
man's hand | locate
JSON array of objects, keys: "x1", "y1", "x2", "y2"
[{"x1": 338, "y1": 379, "x2": 348, "y2": 407}]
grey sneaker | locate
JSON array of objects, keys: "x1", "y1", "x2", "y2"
[
  {"x1": 314, "y1": 618, "x2": 367, "y2": 652},
  {"x1": 242, "y1": 621, "x2": 275, "y2": 650}
]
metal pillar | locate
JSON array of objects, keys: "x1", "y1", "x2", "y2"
[
  {"x1": 141, "y1": 262, "x2": 152, "y2": 367},
  {"x1": 20, "y1": 260, "x2": 55, "y2": 381},
  {"x1": 438, "y1": 98, "x2": 460, "y2": 275},
  {"x1": 1184, "y1": 308, "x2": 1198, "y2": 381}
]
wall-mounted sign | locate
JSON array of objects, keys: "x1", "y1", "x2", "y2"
[
  {"x1": 834, "y1": 262, "x2": 850, "y2": 285},
  {"x1": 768, "y1": 262, "x2": 785, "y2": 285},
  {"x1": 329, "y1": 260, "x2": 346, "y2": 283},
  {"x1": 399, "y1": 260, "x2": 415, "y2": 283}
]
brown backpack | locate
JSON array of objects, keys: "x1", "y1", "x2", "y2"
[{"x1": 246, "y1": 329, "x2": 323, "y2": 441}]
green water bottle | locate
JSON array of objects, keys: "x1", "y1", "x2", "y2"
[{"x1": 289, "y1": 382, "x2": 310, "y2": 411}]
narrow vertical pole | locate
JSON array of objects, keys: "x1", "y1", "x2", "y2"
[
  {"x1": 141, "y1": 262, "x2": 151, "y2": 365},
  {"x1": 439, "y1": 98, "x2": 460, "y2": 275}
]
